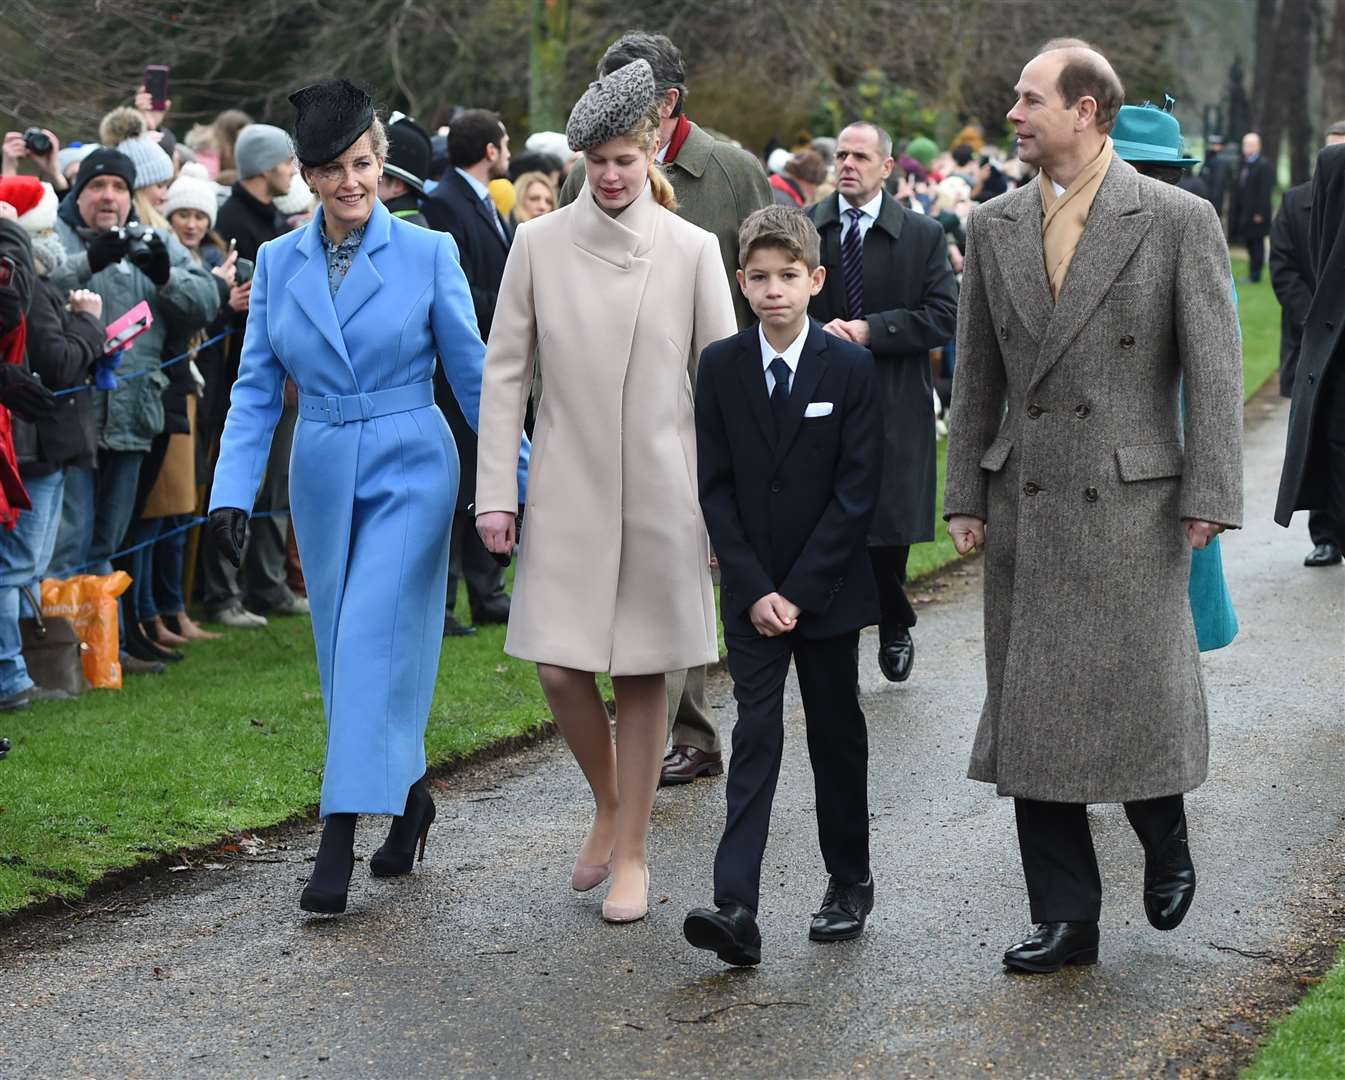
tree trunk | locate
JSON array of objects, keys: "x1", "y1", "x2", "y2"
[
  {"x1": 1281, "y1": 0, "x2": 1314, "y2": 185},
  {"x1": 1324, "y1": 0, "x2": 1345, "y2": 132},
  {"x1": 529, "y1": 0, "x2": 571, "y2": 133},
  {"x1": 1251, "y1": 0, "x2": 1280, "y2": 132}
]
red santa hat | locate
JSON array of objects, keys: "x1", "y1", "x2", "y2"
[{"x1": 0, "y1": 176, "x2": 59, "y2": 234}]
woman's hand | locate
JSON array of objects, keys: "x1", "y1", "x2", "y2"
[
  {"x1": 68, "y1": 289, "x2": 103, "y2": 318},
  {"x1": 228, "y1": 280, "x2": 251, "y2": 313},
  {"x1": 948, "y1": 514, "x2": 985, "y2": 555},
  {"x1": 476, "y1": 511, "x2": 516, "y2": 555},
  {"x1": 212, "y1": 248, "x2": 239, "y2": 287}
]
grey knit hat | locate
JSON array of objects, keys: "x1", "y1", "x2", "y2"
[
  {"x1": 57, "y1": 143, "x2": 99, "y2": 175},
  {"x1": 235, "y1": 124, "x2": 294, "y2": 178},
  {"x1": 117, "y1": 134, "x2": 175, "y2": 189},
  {"x1": 565, "y1": 59, "x2": 657, "y2": 152}
]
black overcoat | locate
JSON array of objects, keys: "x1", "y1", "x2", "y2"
[
  {"x1": 1269, "y1": 181, "x2": 1314, "y2": 397},
  {"x1": 424, "y1": 170, "x2": 512, "y2": 510},
  {"x1": 806, "y1": 192, "x2": 959, "y2": 546},
  {"x1": 1276, "y1": 144, "x2": 1345, "y2": 525}
]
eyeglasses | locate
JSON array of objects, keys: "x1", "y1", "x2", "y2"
[{"x1": 311, "y1": 158, "x2": 378, "y2": 185}]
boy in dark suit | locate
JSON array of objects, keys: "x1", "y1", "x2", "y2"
[{"x1": 683, "y1": 206, "x2": 883, "y2": 966}]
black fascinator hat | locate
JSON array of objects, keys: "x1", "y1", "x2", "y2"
[{"x1": 289, "y1": 78, "x2": 376, "y2": 167}]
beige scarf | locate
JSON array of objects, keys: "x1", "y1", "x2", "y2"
[{"x1": 1040, "y1": 138, "x2": 1114, "y2": 300}]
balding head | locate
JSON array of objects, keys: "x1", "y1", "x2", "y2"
[
  {"x1": 1035, "y1": 38, "x2": 1125, "y2": 134},
  {"x1": 1008, "y1": 40, "x2": 1122, "y2": 186}
]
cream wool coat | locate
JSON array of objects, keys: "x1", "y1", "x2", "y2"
[{"x1": 476, "y1": 182, "x2": 737, "y2": 675}]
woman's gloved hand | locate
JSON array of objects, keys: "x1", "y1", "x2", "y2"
[
  {"x1": 207, "y1": 507, "x2": 248, "y2": 568},
  {"x1": 0, "y1": 365, "x2": 56, "y2": 421}
]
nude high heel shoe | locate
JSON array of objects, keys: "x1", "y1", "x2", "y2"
[
  {"x1": 571, "y1": 859, "x2": 612, "y2": 892},
  {"x1": 601, "y1": 866, "x2": 650, "y2": 923}
]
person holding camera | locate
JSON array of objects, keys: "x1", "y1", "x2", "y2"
[
  {"x1": 2, "y1": 127, "x2": 72, "y2": 196},
  {"x1": 0, "y1": 177, "x2": 103, "y2": 707},
  {"x1": 44, "y1": 148, "x2": 217, "y2": 625}
]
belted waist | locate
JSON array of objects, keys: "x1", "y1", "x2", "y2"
[{"x1": 298, "y1": 381, "x2": 435, "y2": 426}]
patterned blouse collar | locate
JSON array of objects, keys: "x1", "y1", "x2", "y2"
[{"x1": 321, "y1": 219, "x2": 367, "y2": 296}]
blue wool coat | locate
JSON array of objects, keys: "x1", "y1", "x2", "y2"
[{"x1": 211, "y1": 200, "x2": 487, "y2": 816}]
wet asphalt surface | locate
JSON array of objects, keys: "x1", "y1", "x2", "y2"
[{"x1": 1, "y1": 393, "x2": 1342, "y2": 1080}]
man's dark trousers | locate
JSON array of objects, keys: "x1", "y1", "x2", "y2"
[
  {"x1": 714, "y1": 629, "x2": 869, "y2": 913},
  {"x1": 1014, "y1": 796, "x2": 1185, "y2": 921}
]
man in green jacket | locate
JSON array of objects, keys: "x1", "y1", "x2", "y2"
[
  {"x1": 48, "y1": 148, "x2": 218, "y2": 581},
  {"x1": 559, "y1": 30, "x2": 773, "y2": 787}
]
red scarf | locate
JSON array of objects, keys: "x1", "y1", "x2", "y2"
[
  {"x1": 0, "y1": 319, "x2": 31, "y2": 530},
  {"x1": 662, "y1": 115, "x2": 692, "y2": 165}
]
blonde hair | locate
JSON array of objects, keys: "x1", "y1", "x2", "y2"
[
  {"x1": 512, "y1": 171, "x2": 557, "y2": 222},
  {"x1": 133, "y1": 189, "x2": 170, "y2": 232},
  {"x1": 626, "y1": 106, "x2": 679, "y2": 212}
]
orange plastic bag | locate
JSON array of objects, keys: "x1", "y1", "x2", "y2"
[{"x1": 40, "y1": 572, "x2": 132, "y2": 690}]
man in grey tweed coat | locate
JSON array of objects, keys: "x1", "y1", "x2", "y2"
[{"x1": 945, "y1": 40, "x2": 1243, "y2": 973}]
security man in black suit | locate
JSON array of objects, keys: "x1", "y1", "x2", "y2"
[
  {"x1": 806, "y1": 122, "x2": 959, "y2": 684},
  {"x1": 423, "y1": 110, "x2": 515, "y2": 631},
  {"x1": 1273, "y1": 125, "x2": 1345, "y2": 565},
  {"x1": 1232, "y1": 131, "x2": 1277, "y2": 283}
]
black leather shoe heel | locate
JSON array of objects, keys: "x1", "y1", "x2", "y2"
[
  {"x1": 1003, "y1": 921, "x2": 1100, "y2": 973},
  {"x1": 683, "y1": 903, "x2": 762, "y2": 966},
  {"x1": 370, "y1": 778, "x2": 436, "y2": 878}
]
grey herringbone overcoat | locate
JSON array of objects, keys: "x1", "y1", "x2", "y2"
[{"x1": 944, "y1": 156, "x2": 1244, "y2": 804}]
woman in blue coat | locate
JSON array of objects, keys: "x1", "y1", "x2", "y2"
[{"x1": 208, "y1": 80, "x2": 488, "y2": 915}]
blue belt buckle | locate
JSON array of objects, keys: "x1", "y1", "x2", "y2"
[{"x1": 325, "y1": 394, "x2": 344, "y2": 426}]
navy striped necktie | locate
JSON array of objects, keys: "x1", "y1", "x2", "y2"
[{"x1": 841, "y1": 206, "x2": 864, "y2": 319}]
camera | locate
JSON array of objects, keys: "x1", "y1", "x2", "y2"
[
  {"x1": 23, "y1": 128, "x2": 52, "y2": 157},
  {"x1": 110, "y1": 223, "x2": 157, "y2": 264}
]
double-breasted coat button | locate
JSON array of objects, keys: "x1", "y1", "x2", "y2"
[
  {"x1": 770, "y1": 480, "x2": 783, "y2": 493},
  {"x1": 1119, "y1": 334, "x2": 1135, "y2": 349},
  {"x1": 1326, "y1": 320, "x2": 1335, "y2": 331},
  {"x1": 1085, "y1": 487, "x2": 1099, "y2": 502},
  {"x1": 1027, "y1": 403, "x2": 1043, "y2": 419},
  {"x1": 1308, "y1": 372, "x2": 1317, "y2": 385},
  {"x1": 1075, "y1": 403, "x2": 1091, "y2": 419},
  {"x1": 1023, "y1": 481, "x2": 1040, "y2": 496},
  {"x1": 1000, "y1": 325, "x2": 1009, "y2": 339}
]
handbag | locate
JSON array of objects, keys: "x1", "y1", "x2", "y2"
[{"x1": 18, "y1": 585, "x2": 89, "y2": 697}]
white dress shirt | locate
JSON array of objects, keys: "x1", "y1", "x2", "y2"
[
  {"x1": 837, "y1": 189, "x2": 884, "y2": 244},
  {"x1": 759, "y1": 321, "x2": 810, "y2": 396}
]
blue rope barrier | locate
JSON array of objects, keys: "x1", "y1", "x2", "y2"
[
  {"x1": 58, "y1": 509, "x2": 281, "y2": 578},
  {"x1": 52, "y1": 328, "x2": 236, "y2": 398}
]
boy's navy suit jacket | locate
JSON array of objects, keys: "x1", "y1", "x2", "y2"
[{"x1": 695, "y1": 318, "x2": 883, "y2": 641}]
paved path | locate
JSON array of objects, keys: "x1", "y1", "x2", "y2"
[{"x1": 2, "y1": 393, "x2": 1342, "y2": 1080}]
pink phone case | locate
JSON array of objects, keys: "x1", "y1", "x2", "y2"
[{"x1": 104, "y1": 300, "x2": 154, "y2": 354}]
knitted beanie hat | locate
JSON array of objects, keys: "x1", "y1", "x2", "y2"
[
  {"x1": 161, "y1": 162, "x2": 220, "y2": 227},
  {"x1": 234, "y1": 124, "x2": 294, "y2": 179},
  {"x1": 100, "y1": 106, "x2": 175, "y2": 189}
]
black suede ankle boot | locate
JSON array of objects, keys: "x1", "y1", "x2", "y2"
[{"x1": 300, "y1": 813, "x2": 357, "y2": 914}]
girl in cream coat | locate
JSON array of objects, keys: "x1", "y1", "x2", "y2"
[{"x1": 476, "y1": 60, "x2": 736, "y2": 924}]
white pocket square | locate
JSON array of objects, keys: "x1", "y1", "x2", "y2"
[{"x1": 804, "y1": 402, "x2": 834, "y2": 418}]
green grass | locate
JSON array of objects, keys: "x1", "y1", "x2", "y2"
[
  {"x1": 1232, "y1": 255, "x2": 1281, "y2": 400},
  {"x1": 0, "y1": 591, "x2": 550, "y2": 915},
  {"x1": 1244, "y1": 943, "x2": 1345, "y2": 1078},
  {"x1": 0, "y1": 254, "x2": 1285, "y2": 917}
]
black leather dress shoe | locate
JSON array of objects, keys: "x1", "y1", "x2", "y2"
[
  {"x1": 1143, "y1": 812, "x2": 1196, "y2": 931},
  {"x1": 878, "y1": 631, "x2": 914, "y2": 682},
  {"x1": 443, "y1": 614, "x2": 477, "y2": 637},
  {"x1": 659, "y1": 745, "x2": 723, "y2": 786},
  {"x1": 809, "y1": 875, "x2": 874, "y2": 942},
  {"x1": 683, "y1": 902, "x2": 761, "y2": 966},
  {"x1": 1002, "y1": 922, "x2": 1099, "y2": 973},
  {"x1": 472, "y1": 600, "x2": 511, "y2": 625},
  {"x1": 1304, "y1": 542, "x2": 1342, "y2": 567}
]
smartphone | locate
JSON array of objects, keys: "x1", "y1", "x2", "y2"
[
  {"x1": 144, "y1": 65, "x2": 170, "y2": 112},
  {"x1": 104, "y1": 300, "x2": 154, "y2": 354}
]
